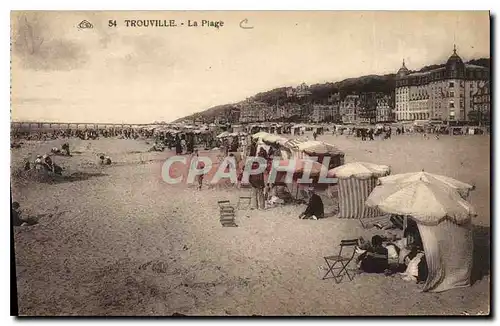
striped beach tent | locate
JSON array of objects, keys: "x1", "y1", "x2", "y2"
[
  {"x1": 329, "y1": 162, "x2": 390, "y2": 219},
  {"x1": 283, "y1": 138, "x2": 308, "y2": 159}
]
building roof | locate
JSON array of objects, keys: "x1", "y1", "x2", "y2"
[
  {"x1": 465, "y1": 63, "x2": 487, "y2": 69},
  {"x1": 397, "y1": 46, "x2": 488, "y2": 80},
  {"x1": 397, "y1": 59, "x2": 410, "y2": 77},
  {"x1": 445, "y1": 45, "x2": 465, "y2": 72}
]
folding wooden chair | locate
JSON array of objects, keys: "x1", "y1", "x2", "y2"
[
  {"x1": 322, "y1": 239, "x2": 359, "y2": 283},
  {"x1": 237, "y1": 196, "x2": 252, "y2": 210}
]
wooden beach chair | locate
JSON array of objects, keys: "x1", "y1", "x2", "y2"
[
  {"x1": 237, "y1": 195, "x2": 252, "y2": 210},
  {"x1": 218, "y1": 200, "x2": 237, "y2": 227},
  {"x1": 322, "y1": 239, "x2": 359, "y2": 283}
]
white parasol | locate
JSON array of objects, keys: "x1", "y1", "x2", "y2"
[{"x1": 365, "y1": 180, "x2": 476, "y2": 225}]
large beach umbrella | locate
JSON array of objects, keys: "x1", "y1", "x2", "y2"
[
  {"x1": 365, "y1": 180, "x2": 476, "y2": 225},
  {"x1": 327, "y1": 162, "x2": 390, "y2": 179},
  {"x1": 378, "y1": 171, "x2": 474, "y2": 198}
]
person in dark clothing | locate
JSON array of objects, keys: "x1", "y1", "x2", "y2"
[
  {"x1": 299, "y1": 188, "x2": 324, "y2": 220},
  {"x1": 12, "y1": 202, "x2": 24, "y2": 226},
  {"x1": 175, "y1": 137, "x2": 182, "y2": 155},
  {"x1": 61, "y1": 142, "x2": 71, "y2": 156},
  {"x1": 12, "y1": 202, "x2": 38, "y2": 227},
  {"x1": 249, "y1": 161, "x2": 265, "y2": 210},
  {"x1": 358, "y1": 235, "x2": 388, "y2": 273},
  {"x1": 268, "y1": 146, "x2": 275, "y2": 159},
  {"x1": 404, "y1": 218, "x2": 423, "y2": 250},
  {"x1": 258, "y1": 147, "x2": 268, "y2": 160},
  {"x1": 368, "y1": 128, "x2": 374, "y2": 140}
]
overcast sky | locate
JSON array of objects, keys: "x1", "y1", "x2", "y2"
[{"x1": 11, "y1": 11, "x2": 490, "y2": 123}]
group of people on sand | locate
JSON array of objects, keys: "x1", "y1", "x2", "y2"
[
  {"x1": 354, "y1": 217, "x2": 428, "y2": 283},
  {"x1": 26, "y1": 153, "x2": 63, "y2": 175},
  {"x1": 174, "y1": 134, "x2": 196, "y2": 155},
  {"x1": 51, "y1": 142, "x2": 71, "y2": 156},
  {"x1": 246, "y1": 137, "x2": 326, "y2": 218}
]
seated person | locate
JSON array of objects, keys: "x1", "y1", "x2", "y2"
[
  {"x1": 42, "y1": 154, "x2": 53, "y2": 171},
  {"x1": 150, "y1": 142, "x2": 164, "y2": 152},
  {"x1": 299, "y1": 188, "x2": 324, "y2": 220},
  {"x1": 264, "y1": 183, "x2": 287, "y2": 208},
  {"x1": 12, "y1": 202, "x2": 38, "y2": 227},
  {"x1": 99, "y1": 155, "x2": 112, "y2": 165},
  {"x1": 271, "y1": 183, "x2": 293, "y2": 204},
  {"x1": 399, "y1": 246, "x2": 428, "y2": 283},
  {"x1": 357, "y1": 235, "x2": 389, "y2": 274},
  {"x1": 42, "y1": 154, "x2": 63, "y2": 175},
  {"x1": 404, "y1": 218, "x2": 423, "y2": 250},
  {"x1": 61, "y1": 142, "x2": 71, "y2": 156},
  {"x1": 34, "y1": 155, "x2": 43, "y2": 170}
]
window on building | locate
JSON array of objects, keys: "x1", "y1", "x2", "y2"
[
  {"x1": 450, "y1": 91, "x2": 454, "y2": 97},
  {"x1": 449, "y1": 101, "x2": 455, "y2": 108},
  {"x1": 449, "y1": 82, "x2": 454, "y2": 88}
]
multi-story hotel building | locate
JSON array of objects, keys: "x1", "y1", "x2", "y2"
[
  {"x1": 376, "y1": 94, "x2": 394, "y2": 123},
  {"x1": 395, "y1": 46, "x2": 489, "y2": 122},
  {"x1": 339, "y1": 94, "x2": 360, "y2": 124},
  {"x1": 472, "y1": 80, "x2": 490, "y2": 123}
]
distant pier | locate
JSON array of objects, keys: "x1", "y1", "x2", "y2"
[{"x1": 10, "y1": 121, "x2": 156, "y2": 131}]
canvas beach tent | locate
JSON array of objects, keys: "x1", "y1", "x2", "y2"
[
  {"x1": 366, "y1": 179, "x2": 475, "y2": 292},
  {"x1": 283, "y1": 139, "x2": 345, "y2": 169},
  {"x1": 327, "y1": 162, "x2": 390, "y2": 219}
]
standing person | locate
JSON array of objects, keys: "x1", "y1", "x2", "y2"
[
  {"x1": 175, "y1": 136, "x2": 182, "y2": 155},
  {"x1": 313, "y1": 131, "x2": 317, "y2": 141},
  {"x1": 249, "y1": 161, "x2": 265, "y2": 210},
  {"x1": 249, "y1": 138, "x2": 257, "y2": 156},
  {"x1": 191, "y1": 150, "x2": 205, "y2": 190},
  {"x1": 180, "y1": 136, "x2": 187, "y2": 154}
]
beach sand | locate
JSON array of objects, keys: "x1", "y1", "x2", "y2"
[{"x1": 11, "y1": 133, "x2": 490, "y2": 316}]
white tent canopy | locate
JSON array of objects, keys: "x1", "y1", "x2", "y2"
[
  {"x1": 252, "y1": 131, "x2": 270, "y2": 140},
  {"x1": 329, "y1": 162, "x2": 390, "y2": 179}
]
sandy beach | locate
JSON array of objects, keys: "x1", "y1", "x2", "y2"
[{"x1": 11, "y1": 133, "x2": 490, "y2": 316}]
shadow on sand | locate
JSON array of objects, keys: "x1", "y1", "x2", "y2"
[
  {"x1": 471, "y1": 224, "x2": 490, "y2": 284},
  {"x1": 53, "y1": 172, "x2": 109, "y2": 184},
  {"x1": 13, "y1": 169, "x2": 109, "y2": 185}
]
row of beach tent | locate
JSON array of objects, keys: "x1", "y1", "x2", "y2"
[{"x1": 245, "y1": 130, "x2": 475, "y2": 293}]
